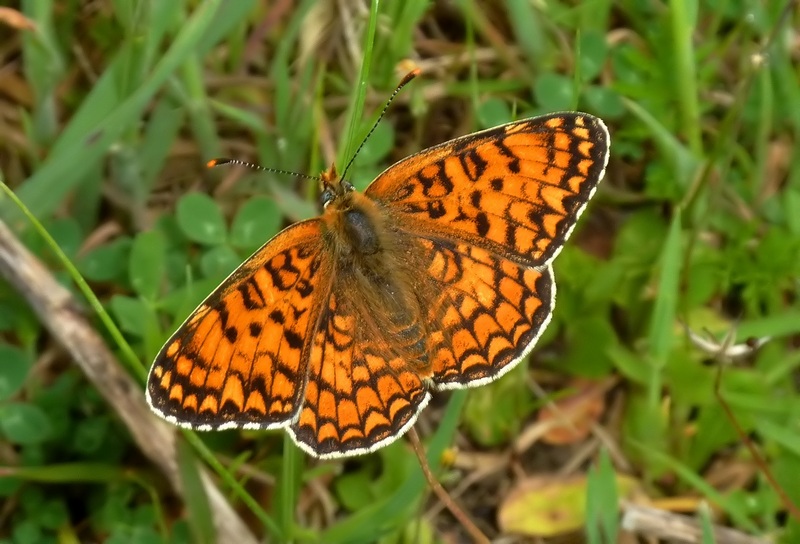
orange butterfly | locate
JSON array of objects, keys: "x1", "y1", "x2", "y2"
[{"x1": 146, "y1": 107, "x2": 610, "y2": 459}]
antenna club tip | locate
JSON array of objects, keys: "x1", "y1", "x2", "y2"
[
  {"x1": 399, "y1": 68, "x2": 421, "y2": 86},
  {"x1": 207, "y1": 158, "x2": 230, "y2": 168}
]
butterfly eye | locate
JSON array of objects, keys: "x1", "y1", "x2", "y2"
[{"x1": 320, "y1": 188, "x2": 335, "y2": 208}]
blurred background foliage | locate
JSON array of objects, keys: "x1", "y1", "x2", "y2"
[{"x1": 1, "y1": 0, "x2": 799, "y2": 542}]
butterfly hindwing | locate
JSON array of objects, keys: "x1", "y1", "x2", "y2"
[
  {"x1": 289, "y1": 267, "x2": 431, "y2": 458},
  {"x1": 414, "y1": 238, "x2": 556, "y2": 389}
]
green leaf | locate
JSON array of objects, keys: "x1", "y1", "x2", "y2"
[
  {"x1": 563, "y1": 316, "x2": 617, "y2": 378},
  {"x1": 159, "y1": 277, "x2": 221, "y2": 323},
  {"x1": 534, "y1": 73, "x2": 575, "y2": 112},
  {"x1": 624, "y1": 98, "x2": 699, "y2": 190},
  {"x1": 36, "y1": 498, "x2": 70, "y2": 529},
  {"x1": 0, "y1": 403, "x2": 53, "y2": 444},
  {"x1": 582, "y1": 86, "x2": 625, "y2": 118},
  {"x1": 462, "y1": 365, "x2": 532, "y2": 447},
  {"x1": 11, "y1": 519, "x2": 43, "y2": 544},
  {"x1": 477, "y1": 97, "x2": 512, "y2": 129},
  {"x1": 229, "y1": 196, "x2": 281, "y2": 252},
  {"x1": 699, "y1": 504, "x2": 715, "y2": 544},
  {"x1": 199, "y1": 245, "x2": 242, "y2": 281},
  {"x1": 48, "y1": 217, "x2": 84, "y2": 260},
  {"x1": 77, "y1": 237, "x2": 132, "y2": 282},
  {"x1": 577, "y1": 31, "x2": 608, "y2": 81},
  {"x1": 506, "y1": 0, "x2": 545, "y2": 67},
  {"x1": 0, "y1": 474, "x2": 21, "y2": 496},
  {"x1": 177, "y1": 439, "x2": 215, "y2": 544},
  {"x1": 352, "y1": 120, "x2": 394, "y2": 168},
  {"x1": 334, "y1": 469, "x2": 375, "y2": 512},
  {"x1": 608, "y1": 344, "x2": 649, "y2": 386},
  {"x1": 129, "y1": 230, "x2": 166, "y2": 300},
  {"x1": 648, "y1": 212, "x2": 683, "y2": 367},
  {"x1": 267, "y1": 178, "x2": 317, "y2": 222},
  {"x1": 176, "y1": 192, "x2": 227, "y2": 246},
  {"x1": 585, "y1": 449, "x2": 619, "y2": 544},
  {"x1": 71, "y1": 417, "x2": 111, "y2": 455},
  {"x1": 110, "y1": 295, "x2": 156, "y2": 337},
  {"x1": 0, "y1": 344, "x2": 31, "y2": 400}
]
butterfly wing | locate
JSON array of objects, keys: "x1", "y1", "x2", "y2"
[
  {"x1": 147, "y1": 220, "x2": 331, "y2": 431},
  {"x1": 288, "y1": 277, "x2": 431, "y2": 458},
  {"x1": 364, "y1": 112, "x2": 609, "y2": 389},
  {"x1": 421, "y1": 238, "x2": 555, "y2": 388},
  {"x1": 365, "y1": 112, "x2": 609, "y2": 267}
]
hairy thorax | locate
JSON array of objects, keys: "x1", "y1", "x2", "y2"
[{"x1": 320, "y1": 184, "x2": 432, "y2": 370}]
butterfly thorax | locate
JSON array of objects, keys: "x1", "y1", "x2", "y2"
[{"x1": 319, "y1": 165, "x2": 386, "y2": 259}]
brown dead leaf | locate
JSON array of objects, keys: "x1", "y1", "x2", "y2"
[{"x1": 537, "y1": 378, "x2": 616, "y2": 445}]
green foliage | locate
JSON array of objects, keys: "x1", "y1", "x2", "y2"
[
  {"x1": 585, "y1": 450, "x2": 620, "y2": 544},
  {"x1": 462, "y1": 364, "x2": 534, "y2": 447},
  {"x1": 3, "y1": 0, "x2": 800, "y2": 542},
  {"x1": 229, "y1": 196, "x2": 281, "y2": 253}
]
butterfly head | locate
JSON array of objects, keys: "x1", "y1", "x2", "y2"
[{"x1": 319, "y1": 164, "x2": 356, "y2": 210}]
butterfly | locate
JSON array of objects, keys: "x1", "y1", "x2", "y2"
[{"x1": 146, "y1": 110, "x2": 610, "y2": 459}]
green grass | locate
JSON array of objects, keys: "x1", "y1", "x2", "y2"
[{"x1": 2, "y1": 0, "x2": 800, "y2": 542}]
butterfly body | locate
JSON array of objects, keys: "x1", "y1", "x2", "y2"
[
  {"x1": 318, "y1": 169, "x2": 432, "y2": 369},
  {"x1": 147, "y1": 112, "x2": 610, "y2": 458}
]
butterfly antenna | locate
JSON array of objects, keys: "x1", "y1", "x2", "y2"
[
  {"x1": 340, "y1": 68, "x2": 421, "y2": 181},
  {"x1": 207, "y1": 158, "x2": 321, "y2": 182}
]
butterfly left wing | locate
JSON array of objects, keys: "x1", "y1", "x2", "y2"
[
  {"x1": 366, "y1": 112, "x2": 609, "y2": 267},
  {"x1": 147, "y1": 220, "x2": 331, "y2": 431}
]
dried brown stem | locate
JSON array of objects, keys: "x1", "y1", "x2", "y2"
[
  {"x1": 407, "y1": 428, "x2": 489, "y2": 544},
  {"x1": 622, "y1": 503, "x2": 772, "y2": 544}
]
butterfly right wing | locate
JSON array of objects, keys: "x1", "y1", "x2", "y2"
[
  {"x1": 419, "y1": 238, "x2": 555, "y2": 389},
  {"x1": 147, "y1": 220, "x2": 332, "y2": 431}
]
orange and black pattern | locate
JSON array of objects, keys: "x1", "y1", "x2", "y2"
[
  {"x1": 146, "y1": 111, "x2": 610, "y2": 458},
  {"x1": 420, "y1": 240, "x2": 555, "y2": 388},
  {"x1": 147, "y1": 221, "x2": 331, "y2": 430},
  {"x1": 369, "y1": 113, "x2": 607, "y2": 266},
  {"x1": 290, "y1": 285, "x2": 431, "y2": 457}
]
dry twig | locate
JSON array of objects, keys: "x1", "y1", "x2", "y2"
[{"x1": 622, "y1": 503, "x2": 772, "y2": 544}]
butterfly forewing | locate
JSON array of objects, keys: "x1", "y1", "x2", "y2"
[
  {"x1": 366, "y1": 112, "x2": 609, "y2": 267},
  {"x1": 147, "y1": 220, "x2": 330, "y2": 431}
]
